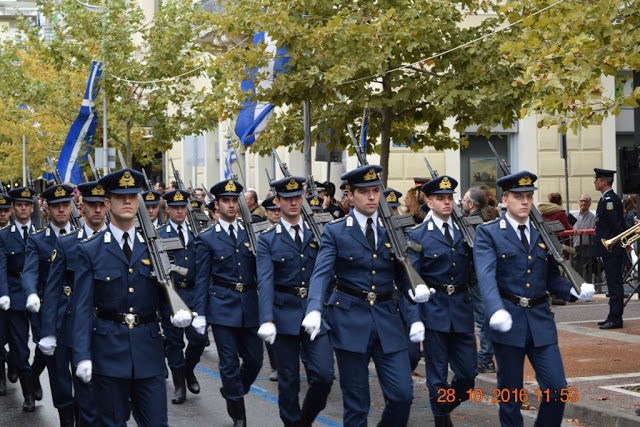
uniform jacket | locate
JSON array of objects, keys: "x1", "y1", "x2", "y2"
[
  {"x1": 22, "y1": 225, "x2": 58, "y2": 299},
  {"x1": 195, "y1": 221, "x2": 258, "y2": 328},
  {"x1": 0, "y1": 223, "x2": 35, "y2": 310},
  {"x1": 256, "y1": 219, "x2": 320, "y2": 335},
  {"x1": 72, "y1": 226, "x2": 166, "y2": 379},
  {"x1": 156, "y1": 222, "x2": 203, "y2": 314},
  {"x1": 594, "y1": 189, "x2": 625, "y2": 257},
  {"x1": 408, "y1": 218, "x2": 474, "y2": 333},
  {"x1": 306, "y1": 212, "x2": 410, "y2": 354},
  {"x1": 474, "y1": 214, "x2": 573, "y2": 348}
]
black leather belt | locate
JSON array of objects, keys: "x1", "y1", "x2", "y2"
[
  {"x1": 500, "y1": 290, "x2": 547, "y2": 308},
  {"x1": 62, "y1": 286, "x2": 72, "y2": 297},
  {"x1": 95, "y1": 308, "x2": 158, "y2": 328},
  {"x1": 213, "y1": 280, "x2": 256, "y2": 293},
  {"x1": 430, "y1": 284, "x2": 469, "y2": 295},
  {"x1": 336, "y1": 283, "x2": 395, "y2": 305},
  {"x1": 175, "y1": 281, "x2": 194, "y2": 289},
  {"x1": 275, "y1": 285, "x2": 308, "y2": 299}
]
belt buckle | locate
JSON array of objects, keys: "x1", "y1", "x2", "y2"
[
  {"x1": 298, "y1": 287, "x2": 308, "y2": 298},
  {"x1": 235, "y1": 283, "x2": 245, "y2": 293},
  {"x1": 63, "y1": 286, "x2": 72, "y2": 297},
  {"x1": 124, "y1": 313, "x2": 138, "y2": 329},
  {"x1": 178, "y1": 281, "x2": 188, "y2": 289},
  {"x1": 518, "y1": 297, "x2": 531, "y2": 308},
  {"x1": 446, "y1": 285, "x2": 455, "y2": 295},
  {"x1": 366, "y1": 292, "x2": 377, "y2": 305}
]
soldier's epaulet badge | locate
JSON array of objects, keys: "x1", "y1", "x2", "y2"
[
  {"x1": 275, "y1": 224, "x2": 282, "y2": 234},
  {"x1": 34, "y1": 228, "x2": 45, "y2": 235},
  {"x1": 201, "y1": 225, "x2": 213, "y2": 233},
  {"x1": 261, "y1": 225, "x2": 275, "y2": 235},
  {"x1": 10, "y1": 225, "x2": 16, "y2": 232},
  {"x1": 346, "y1": 216, "x2": 353, "y2": 227},
  {"x1": 103, "y1": 231, "x2": 112, "y2": 243},
  {"x1": 331, "y1": 216, "x2": 348, "y2": 224},
  {"x1": 215, "y1": 223, "x2": 221, "y2": 233}
]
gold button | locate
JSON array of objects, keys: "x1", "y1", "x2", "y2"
[
  {"x1": 239, "y1": 276, "x2": 243, "y2": 280},
  {"x1": 300, "y1": 254, "x2": 304, "y2": 258},
  {"x1": 372, "y1": 285, "x2": 376, "y2": 290},
  {"x1": 236, "y1": 249, "x2": 240, "y2": 253},
  {"x1": 526, "y1": 283, "x2": 531, "y2": 288},
  {"x1": 373, "y1": 254, "x2": 377, "y2": 259},
  {"x1": 128, "y1": 324, "x2": 134, "y2": 329},
  {"x1": 451, "y1": 248, "x2": 455, "y2": 252},
  {"x1": 185, "y1": 257, "x2": 188, "y2": 261},
  {"x1": 349, "y1": 257, "x2": 353, "y2": 261},
  {"x1": 129, "y1": 268, "x2": 133, "y2": 273},
  {"x1": 502, "y1": 254, "x2": 506, "y2": 258},
  {"x1": 129, "y1": 287, "x2": 134, "y2": 293},
  {"x1": 220, "y1": 256, "x2": 224, "y2": 259},
  {"x1": 336, "y1": 301, "x2": 340, "y2": 305},
  {"x1": 434, "y1": 254, "x2": 438, "y2": 257},
  {"x1": 301, "y1": 267, "x2": 306, "y2": 272},
  {"x1": 106, "y1": 277, "x2": 110, "y2": 281},
  {"x1": 527, "y1": 270, "x2": 531, "y2": 274},
  {"x1": 185, "y1": 246, "x2": 188, "y2": 250},
  {"x1": 452, "y1": 262, "x2": 456, "y2": 267},
  {"x1": 369, "y1": 301, "x2": 374, "y2": 306},
  {"x1": 237, "y1": 262, "x2": 241, "y2": 266},
  {"x1": 372, "y1": 270, "x2": 376, "y2": 275},
  {"x1": 282, "y1": 258, "x2": 285, "y2": 262},
  {"x1": 129, "y1": 307, "x2": 134, "y2": 313},
  {"x1": 301, "y1": 281, "x2": 306, "y2": 285},
  {"x1": 450, "y1": 276, "x2": 454, "y2": 281},
  {"x1": 528, "y1": 255, "x2": 532, "y2": 260}
]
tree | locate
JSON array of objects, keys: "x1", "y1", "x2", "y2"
[
  {"x1": 0, "y1": 0, "x2": 218, "y2": 180},
  {"x1": 205, "y1": 1, "x2": 528, "y2": 183},
  {"x1": 497, "y1": 0, "x2": 640, "y2": 134}
]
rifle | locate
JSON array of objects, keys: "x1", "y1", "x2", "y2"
[
  {"x1": 423, "y1": 157, "x2": 481, "y2": 248},
  {"x1": 265, "y1": 169, "x2": 276, "y2": 193},
  {"x1": 229, "y1": 173, "x2": 270, "y2": 256},
  {"x1": 273, "y1": 151, "x2": 333, "y2": 244},
  {"x1": 346, "y1": 130, "x2": 424, "y2": 293},
  {"x1": 26, "y1": 167, "x2": 44, "y2": 230},
  {"x1": 307, "y1": 175, "x2": 318, "y2": 196},
  {"x1": 487, "y1": 141, "x2": 583, "y2": 292},
  {"x1": 169, "y1": 159, "x2": 203, "y2": 236},
  {"x1": 44, "y1": 158, "x2": 83, "y2": 230},
  {"x1": 87, "y1": 154, "x2": 111, "y2": 224}
]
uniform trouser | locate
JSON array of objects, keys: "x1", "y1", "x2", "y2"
[
  {"x1": 29, "y1": 310, "x2": 42, "y2": 343},
  {"x1": 470, "y1": 282, "x2": 494, "y2": 364},
  {"x1": 210, "y1": 324, "x2": 263, "y2": 400},
  {"x1": 493, "y1": 333, "x2": 567, "y2": 427},
  {"x1": 603, "y1": 254, "x2": 625, "y2": 323},
  {"x1": 423, "y1": 329, "x2": 477, "y2": 416},
  {"x1": 6, "y1": 309, "x2": 31, "y2": 376},
  {"x1": 93, "y1": 373, "x2": 168, "y2": 427},
  {"x1": 272, "y1": 332, "x2": 334, "y2": 424},
  {"x1": 334, "y1": 327, "x2": 413, "y2": 427},
  {"x1": 0, "y1": 309, "x2": 7, "y2": 362},
  {"x1": 160, "y1": 316, "x2": 208, "y2": 369}
]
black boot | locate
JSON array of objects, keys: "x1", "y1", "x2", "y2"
[
  {"x1": 31, "y1": 349, "x2": 46, "y2": 401},
  {"x1": 185, "y1": 362, "x2": 200, "y2": 394},
  {"x1": 58, "y1": 405, "x2": 75, "y2": 427},
  {"x1": 434, "y1": 414, "x2": 453, "y2": 427},
  {"x1": 19, "y1": 375, "x2": 35, "y2": 412},
  {"x1": 227, "y1": 397, "x2": 247, "y2": 427},
  {"x1": 7, "y1": 353, "x2": 17, "y2": 383},
  {"x1": 0, "y1": 362, "x2": 6, "y2": 396},
  {"x1": 170, "y1": 368, "x2": 186, "y2": 404}
]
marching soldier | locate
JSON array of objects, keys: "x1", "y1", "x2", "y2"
[
  {"x1": 302, "y1": 165, "x2": 430, "y2": 427},
  {"x1": 0, "y1": 194, "x2": 11, "y2": 228},
  {"x1": 0, "y1": 193, "x2": 11, "y2": 396},
  {"x1": 408, "y1": 176, "x2": 476, "y2": 426},
  {"x1": 195, "y1": 179, "x2": 262, "y2": 427},
  {"x1": 256, "y1": 177, "x2": 334, "y2": 426},
  {"x1": 157, "y1": 189, "x2": 208, "y2": 405},
  {"x1": 306, "y1": 194, "x2": 325, "y2": 215},
  {"x1": 40, "y1": 181, "x2": 107, "y2": 426},
  {"x1": 72, "y1": 169, "x2": 192, "y2": 426},
  {"x1": 142, "y1": 190, "x2": 162, "y2": 227},
  {"x1": 383, "y1": 189, "x2": 403, "y2": 216},
  {"x1": 261, "y1": 195, "x2": 281, "y2": 226},
  {"x1": 474, "y1": 171, "x2": 594, "y2": 427}
]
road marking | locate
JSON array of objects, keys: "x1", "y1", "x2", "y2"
[
  {"x1": 599, "y1": 383, "x2": 640, "y2": 397},
  {"x1": 555, "y1": 323, "x2": 640, "y2": 344},
  {"x1": 566, "y1": 372, "x2": 640, "y2": 383}
]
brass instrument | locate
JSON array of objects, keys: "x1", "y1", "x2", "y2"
[{"x1": 601, "y1": 223, "x2": 640, "y2": 252}]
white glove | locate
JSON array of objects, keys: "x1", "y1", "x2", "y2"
[
  {"x1": 302, "y1": 310, "x2": 322, "y2": 341},
  {"x1": 170, "y1": 309, "x2": 193, "y2": 328},
  {"x1": 489, "y1": 309, "x2": 513, "y2": 332},
  {"x1": 191, "y1": 315, "x2": 207, "y2": 335},
  {"x1": 570, "y1": 283, "x2": 595, "y2": 301},
  {"x1": 38, "y1": 335, "x2": 57, "y2": 356},
  {"x1": 76, "y1": 360, "x2": 92, "y2": 383},
  {"x1": 257, "y1": 322, "x2": 277, "y2": 345},
  {"x1": 0, "y1": 295, "x2": 10, "y2": 311},
  {"x1": 409, "y1": 321, "x2": 425, "y2": 343},
  {"x1": 408, "y1": 284, "x2": 435, "y2": 303},
  {"x1": 26, "y1": 293, "x2": 40, "y2": 313}
]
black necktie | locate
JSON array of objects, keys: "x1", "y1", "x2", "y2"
[
  {"x1": 518, "y1": 224, "x2": 529, "y2": 252},
  {"x1": 292, "y1": 224, "x2": 302, "y2": 250},
  {"x1": 443, "y1": 222, "x2": 453, "y2": 246},
  {"x1": 229, "y1": 224, "x2": 237, "y2": 245},
  {"x1": 366, "y1": 218, "x2": 375, "y2": 251},
  {"x1": 22, "y1": 226, "x2": 28, "y2": 243},
  {"x1": 60, "y1": 228, "x2": 66, "y2": 235},
  {"x1": 177, "y1": 224, "x2": 185, "y2": 247},
  {"x1": 123, "y1": 231, "x2": 132, "y2": 261}
]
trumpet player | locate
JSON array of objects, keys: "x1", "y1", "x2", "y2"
[{"x1": 593, "y1": 168, "x2": 627, "y2": 330}]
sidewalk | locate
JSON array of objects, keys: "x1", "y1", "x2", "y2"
[{"x1": 474, "y1": 294, "x2": 640, "y2": 427}]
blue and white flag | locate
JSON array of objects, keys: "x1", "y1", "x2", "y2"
[
  {"x1": 235, "y1": 32, "x2": 289, "y2": 147},
  {"x1": 223, "y1": 140, "x2": 238, "y2": 180},
  {"x1": 56, "y1": 61, "x2": 103, "y2": 184},
  {"x1": 358, "y1": 107, "x2": 370, "y2": 166}
]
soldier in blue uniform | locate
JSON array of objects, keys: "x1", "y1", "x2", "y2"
[
  {"x1": 302, "y1": 165, "x2": 431, "y2": 427},
  {"x1": 0, "y1": 193, "x2": 12, "y2": 396},
  {"x1": 408, "y1": 176, "x2": 476, "y2": 426},
  {"x1": 195, "y1": 179, "x2": 262, "y2": 427},
  {"x1": 592, "y1": 168, "x2": 627, "y2": 329},
  {"x1": 72, "y1": 169, "x2": 193, "y2": 427},
  {"x1": 40, "y1": 181, "x2": 107, "y2": 426},
  {"x1": 261, "y1": 195, "x2": 281, "y2": 226},
  {"x1": 142, "y1": 190, "x2": 162, "y2": 227},
  {"x1": 306, "y1": 194, "x2": 325, "y2": 214},
  {"x1": 22, "y1": 184, "x2": 75, "y2": 422},
  {"x1": 383, "y1": 189, "x2": 403, "y2": 216},
  {"x1": 0, "y1": 187, "x2": 37, "y2": 410},
  {"x1": 474, "y1": 171, "x2": 594, "y2": 427},
  {"x1": 157, "y1": 189, "x2": 208, "y2": 405},
  {"x1": 256, "y1": 177, "x2": 334, "y2": 427}
]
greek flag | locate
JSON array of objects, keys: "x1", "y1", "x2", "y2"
[
  {"x1": 223, "y1": 140, "x2": 238, "y2": 180},
  {"x1": 235, "y1": 32, "x2": 289, "y2": 147},
  {"x1": 56, "y1": 61, "x2": 103, "y2": 184}
]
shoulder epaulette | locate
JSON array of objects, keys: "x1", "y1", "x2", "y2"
[
  {"x1": 261, "y1": 225, "x2": 275, "y2": 235},
  {"x1": 84, "y1": 229, "x2": 105, "y2": 242},
  {"x1": 410, "y1": 221, "x2": 427, "y2": 231},
  {"x1": 33, "y1": 228, "x2": 45, "y2": 235},
  {"x1": 61, "y1": 229, "x2": 81, "y2": 239},
  {"x1": 331, "y1": 216, "x2": 348, "y2": 224}
]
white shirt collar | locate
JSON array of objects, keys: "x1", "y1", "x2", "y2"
[
  {"x1": 109, "y1": 224, "x2": 136, "y2": 250},
  {"x1": 218, "y1": 218, "x2": 239, "y2": 234},
  {"x1": 430, "y1": 215, "x2": 454, "y2": 235},
  {"x1": 16, "y1": 220, "x2": 32, "y2": 231},
  {"x1": 505, "y1": 213, "x2": 530, "y2": 235},
  {"x1": 84, "y1": 223, "x2": 106, "y2": 238},
  {"x1": 50, "y1": 222, "x2": 72, "y2": 237},
  {"x1": 353, "y1": 209, "x2": 378, "y2": 230}
]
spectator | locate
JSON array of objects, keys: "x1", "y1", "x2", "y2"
[
  {"x1": 404, "y1": 187, "x2": 425, "y2": 224},
  {"x1": 571, "y1": 195, "x2": 596, "y2": 280},
  {"x1": 623, "y1": 196, "x2": 636, "y2": 229},
  {"x1": 154, "y1": 181, "x2": 167, "y2": 194}
]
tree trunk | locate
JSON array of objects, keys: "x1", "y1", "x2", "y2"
[
  {"x1": 125, "y1": 121, "x2": 133, "y2": 168},
  {"x1": 380, "y1": 73, "x2": 393, "y2": 187}
]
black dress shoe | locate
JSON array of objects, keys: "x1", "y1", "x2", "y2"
[
  {"x1": 597, "y1": 319, "x2": 609, "y2": 326},
  {"x1": 599, "y1": 322, "x2": 623, "y2": 330}
]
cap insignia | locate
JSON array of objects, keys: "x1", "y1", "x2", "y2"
[
  {"x1": 285, "y1": 178, "x2": 299, "y2": 190},
  {"x1": 91, "y1": 185, "x2": 106, "y2": 196},
  {"x1": 518, "y1": 175, "x2": 532, "y2": 186},
  {"x1": 21, "y1": 188, "x2": 31, "y2": 197},
  {"x1": 0, "y1": 196, "x2": 6, "y2": 204},
  {"x1": 363, "y1": 168, "x2": 377, "y2": 181},
  {"x1": 145, "y1": 192, "x2": 156, "y2": 201},
  {"x1": 225, "y1": 180, "x2": 237, "y2": 192},
  {"x1": 439, "y1": 177, "x2": 452, "y2": 190},
  {"x1": 191, "y1": 201, "x2": 198, "y2": 207},
  {"x1": 174, "y1": 192, "x2": 184, "y2": 202},
  {"x1": 386, "y1": 192, "x2": 397, "y2": 203},
  {"x1": 310, "y1": 196, "x2": 320, "y2": 206},
  {"x1": 54, "y1": 186, "x2": 66, "y2": 197},
  {"x1": 119, "y1": 171, "x2": 135, "y2": 188}
]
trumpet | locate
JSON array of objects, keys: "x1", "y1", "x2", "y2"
[{"x1": 601, "y1": 223, "x2": 640, "y2": 252}]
